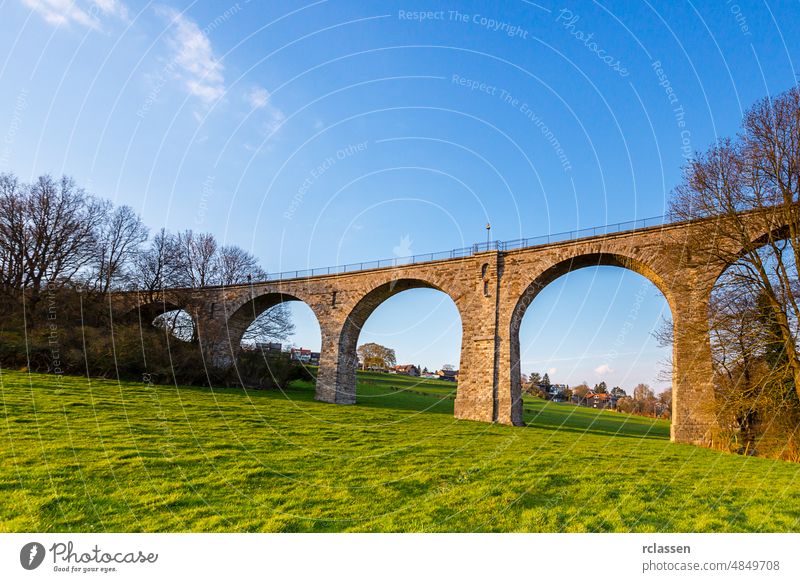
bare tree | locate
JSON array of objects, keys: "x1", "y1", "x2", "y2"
[
  {"x1": 213, "y1": 243, "x2": 292, "y2": 346},
  {"x1": 658, "y1": 389, "x2": 672, "y2": 414},
  {"x1": 130, "y1": 229, "x2": 294, "y2": 346},
  {"x1": 92, "y1": 203, "x2": 148, "y2": 293},
  {"x1": 633, "y1": 383, "x2": 654, "y2": 401},
  {"x1": 631, "y1": 383, "x2": 657, "y2": 415},
  {"x1": 0, "y1": 173, "x2": 26, "y2": 293},
  {"x1": 617, "y1": 396, "x2": 635, "y2": 413},
  {"x1": 0, "y1": 174, "x2": 104, "y2": 307},
  {"x1": 240, "y1": 304, "x2": 294, "y2": 346},
  {"x1": 28, "y1": 176, "x2": 104, "y2": 295},
  {"x1": 173, "y1": 230, "x2": 219, "y2": 288},
  {"x1": 672, "y1": 86, "x2": 800, "y2": 399},
  {"x1": 154, "y1": 309, "x2": 195, "y2": 342},
  {"x1": 215, "y1": 245, "x2": 266, "y2": 286},
  {"x1": 131, "y1": 228, "x2": 175, "y2": 296},
  {"x1": 0, "y1": 172, "x2": 154, "y2": 300},
  {"x1": 572, "y1": 383, "x2": 591, "y2": 401},
  {"x1": 138, "y1": 229, "x2": 268, "y2": 290}
]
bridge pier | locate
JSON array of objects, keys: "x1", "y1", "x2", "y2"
[
  {"x1": 454, "y1": 336, "x2": 500, "y2": 423},
  {"x1": 453, "y1": 252, "x2": 525, "y2": 426},
  {"x1": 315, "y1": 321, "x2": 357, "y2": 405},
  {"x1": 193, "y1": 303, "x2": 239, "y2": 368},
  {"x1": 670, "y1": 287, "x2": 717, "y2": 446}
]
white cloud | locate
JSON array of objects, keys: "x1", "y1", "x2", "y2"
[
  {"x1": 547, "y1": 367, "x2": 557, "y2": 375},
  {"x1": 157, "y1": 5, "x2": 225, "y2": 105},
  {"x1": 594, "y1": 363, "x2": 614, "y2": 375},
  {"x1": 263, "y1": 107, "x2": 285, "y2": 135},
  {"x1": 246, "y1": 86, "x2": 270, "y2": 109},
  {"x1": 153, "y1": 8, "x2": 285, "y2": 128},
  {"x1": 22, "y1": 0, "x2": 128, "y2": 29},
  {"x1": 244, "y1": 85, "x2": 285, "y2": 135},
  {"x1": 93, "y1": 0, "x2": 128, "y2": 19}
]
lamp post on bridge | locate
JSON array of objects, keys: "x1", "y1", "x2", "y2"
[{"x1": 486, "y1": 222, "x2": 491, "y2": 246}]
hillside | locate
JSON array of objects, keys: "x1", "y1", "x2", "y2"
[{"x1": 1, "y1": 370, "x2": 798, "y2": 532}]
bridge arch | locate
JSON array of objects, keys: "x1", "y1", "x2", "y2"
[
  {"x1": 320, "y1": 276, "x2": 465, "y2": 405},
  {"x1": 121, "y1": 299, "x2": 183, "y2": 324},
  {"x1": 213, "y1": 291, "x2": 324, "y2": 389},
  {"x1": 223, "y1": 291, "x2": 325, "y2": 358},
  {"x1": 120, "y1": 299, "x2": 198, "y2": 342},
  {"x1": 506, "y1": 251, "x2": 677, "y2": 425}
]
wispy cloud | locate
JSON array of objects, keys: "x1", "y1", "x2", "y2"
[
  {"x1": 245, "y1": 85, "x2": 285, "y2": 135},
  {"x1": 93, "y1": 0, "x2": 128, "y2": 19},
  {"x1": 156, "y1": 5, "x2": 225, "y2": 105},
  {"x1": 547, "y1": 367, "x2": 557, "y2": 375},
  {"x1": 22, "y1": 0, "x2": 128, "y2": 29},
  {"x1": 245, "y1": 86, "x2": 270, "y2": 109},
  {"x1": 263, "y1": 106, "x2": 286, "y2": 135},
  {"x1": 594, "y1": 363, "x2": 613, "y2": 375}
]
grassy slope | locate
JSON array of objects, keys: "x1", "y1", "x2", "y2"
[{"x1": 1, "y1": 370, "x2": 798, "y2": 532}]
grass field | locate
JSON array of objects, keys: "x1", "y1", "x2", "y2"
[{"x1": 1, "y1": 369, "x2": 799, "y2": 532}]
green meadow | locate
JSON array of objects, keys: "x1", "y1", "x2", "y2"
[{"x1": 1, "y1": 369, "x2": 798, "y2": 532}]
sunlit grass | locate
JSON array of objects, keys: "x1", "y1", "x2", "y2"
[{"x1": 1, "y1": 369, "x2": 798, "y2": 532}]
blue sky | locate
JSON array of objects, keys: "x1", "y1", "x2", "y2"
[{"x1": 1, "y1": 1, "x2": 798, "y2": 391}]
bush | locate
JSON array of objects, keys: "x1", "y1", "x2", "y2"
[
  {"x1": 230, "y1": 351, "x2": 313, "y2": 390},
  {"x1": 0, "y1": 289, "x2": 307, "y2": 392}
]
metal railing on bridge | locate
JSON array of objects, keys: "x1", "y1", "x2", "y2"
[{"x1": 261, "y1": 214, "x2": 668, "y2": 282}]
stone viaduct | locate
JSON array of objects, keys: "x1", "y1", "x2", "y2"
[{"x1": 113, "y1": 209, "x2": 790, "y2": 446}]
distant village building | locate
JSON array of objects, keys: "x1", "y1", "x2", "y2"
[
  {"x1": 290, "y1": 347, "x2": 320, "y2": 366},
  {"x1": 393, "y1": 364, "x2": 420, "y2": 376},
  {"x1": 254, "y1": 342, "x2": 282, "y2": 353},
  {"x1": 437, "y1": 369, "x2": 459, "y2": 382},
  {"x1": 242, "y1": 342, "x2": 320, "y2": 365},
  {"x1": 571, "y1": 391, "x2": 619, "y2": 410},
  {"x1": 545, "y1": 384, "x2": 569, "y2": 401}
]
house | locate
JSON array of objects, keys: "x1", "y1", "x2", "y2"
[
  {"x1": 544, "y1": 384, "x2": 569, "y2": 401},
  {"x1": 289, "y1": 347, "x2": 320, "y2": 365},
  {"x1": 437, "y1": 369, "x2": 459, "y2": 382},
  {"x1": 573, "y1": 391, "x2": 619, "y2": 410},
  {"x1": 290, "y1": 348, "x2": 311, "y2": 362},
  {"x1": 394, "y1": 364, "x2": 420, "y2": 376},
  {"x1": 591, "y1": 392, "x2": 613, "y2": 409},
  {"x1": 254, "y1": 342, "x2": 282, "y2": 353}
]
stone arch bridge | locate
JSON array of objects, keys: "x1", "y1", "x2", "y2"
[{"x1": 113, "y1": 210, "x2": 789, "y2": 446}]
